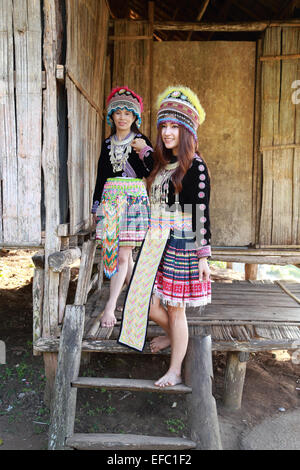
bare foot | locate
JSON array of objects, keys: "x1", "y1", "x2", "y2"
[
  {"x1": 150, "y1": 336, "x2": 171, "y2": 353},
  {"x1": 100, "y1": 309, "x2": 117, "y2": 328},
  {"x1": 154, "y1": 370, "x2": 182, "y2": 388}
]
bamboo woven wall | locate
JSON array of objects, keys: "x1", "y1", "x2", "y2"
[
  {"x1": 259, "y1": 26, "x2": 300, "y2": 247},
  {"x1": 66, "y1": 0, "x2": 109, "y2": 235},
  {"x1": 0, "y1": 0, "x2": 42, "y2": 246}
]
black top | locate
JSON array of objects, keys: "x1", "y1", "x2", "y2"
[
  {"x1": 144, "y1": 153, "x2": 211, "y2": 257},
  {"x1": 92, "y1": 132, "x2": 153, "y2": 208}
]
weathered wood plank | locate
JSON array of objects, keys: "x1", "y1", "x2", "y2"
[
  {"x1": 72, "y1": 377, "x2": 192, "y2": 394},
  {"x1": 33, "y1": 336, "x2": 300, "y2": 354},
  {"x1": 13, "y1": 0, "x2": 42, "y2": 245},
  {"x1": 0, "y1": 0, "x2": 17, "y2": 244},
  {"x1": 74, "y1": 239, "x2": 96, "y2": 305},
  {"x1": 58, "y1": 268, "x2": 71, "y2": 324},
  {"x1": 48, "y1": 305, "x2": 85, "y2": 450},
  {"x1": 32, "y1": 266, "x2": 44, "y2": 350},
  {"x1": 66, "y1": 433, "x2": 196, "y2": 450},
  {"x1": 42, "y1": 0, "x2": 63, "y2": 338},
  {"x1": 259, "y1": 26, "x2": 300, "y2": 246},
  {"x1": 66, "y1": 0, "x2": 108, "y2": 235}
]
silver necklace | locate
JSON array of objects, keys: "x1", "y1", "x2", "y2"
[
  {"x1": 109, "y1": 132, "x2": 135, "y2": 172},
  {"x1": 150, "y1": 162, "x2": 179, "y2": 205}
]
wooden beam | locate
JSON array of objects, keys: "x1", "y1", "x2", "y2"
[
  {"x1": 109, "y1": 34, "x2": 152, "y2": 40},
  {"x1": 153, "y1": 21, "x2": 270, "y2": 32},
  {"x1": 260, "y1": 53, "x2": 300, "y2": 61},
  {"x1": 34, "y1": 337, "x2": 300, "y2": 354},
  {"x1": 186, "y1": 0, "x2": 211, "y2": 40},
  {"x1": 48, "y1": 247, "x2": 81, "y2": 273}
]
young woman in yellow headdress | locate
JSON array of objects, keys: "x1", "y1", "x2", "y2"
[{"x1": 118, "y1": 86, "x2": 211, "y2": 388}]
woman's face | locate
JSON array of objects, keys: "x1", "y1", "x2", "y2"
[
  {"x1": 112, "y1": 109, "x2": 136, "y2": 133},
  {"x1": 161, "y1": 121, "x2": 180, "y2": 155}
]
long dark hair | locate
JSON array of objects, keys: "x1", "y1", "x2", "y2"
[{"x1": 147, "y1": 124, "x2": 210, "y2": 194}]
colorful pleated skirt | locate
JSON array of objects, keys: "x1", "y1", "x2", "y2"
[
  {"x1": 153, "y1": 229, "x2": 211, "y2": 307},
  {"x1": 118, "y1": 209, "x2": 211, "y2": 352},
  {"x1": 96, "y1": 177, "x2": 150, "y2": 278}
]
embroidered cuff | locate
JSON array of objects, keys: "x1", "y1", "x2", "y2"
[
  {"x1": 139, "y1": 145, "x2": 153, "y2": 161},
  {"x1": 196, "y1": 245, "x2": 211, "y2": 259},
  {"x1": 91, "y1": 200, "x2": 100, "y2": 214}
]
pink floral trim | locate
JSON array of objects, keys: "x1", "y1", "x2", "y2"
[
  {"x1": 139, "y1": 145, "x2": 153, "y2": 161},
  {"x1": 196, "y1": 245, "x2": 211, "y2": 259}
]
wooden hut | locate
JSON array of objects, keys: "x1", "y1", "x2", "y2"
[{"x1": 1, "y1": 0, "x2": 300, "y2": 450}]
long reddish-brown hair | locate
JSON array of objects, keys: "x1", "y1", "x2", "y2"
[{"x1": 147, "y1": 123, "x2": 210, "y2": 194}]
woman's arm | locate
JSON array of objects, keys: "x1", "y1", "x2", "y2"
[
  {"x1": 181, "y1": 156, "x2": 211, "y2": 258},
  {"x1": 131, "y1": 137, "x2": 154, "y2": 173},
  {"x1": 92, "y1": 141, "x2": 110, "y2": 214}
]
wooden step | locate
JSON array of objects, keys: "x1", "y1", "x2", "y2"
[
  {"x1": 72, "y1": 377, "x2": 192, "y2": 394},
  {"x1": 66, "y1": 433, "x2": 196, "y2": 450}
]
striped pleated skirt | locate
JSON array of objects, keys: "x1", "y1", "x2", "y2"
[{"x1": 153, "y1": 229, "x2": 211, "y2": 307}]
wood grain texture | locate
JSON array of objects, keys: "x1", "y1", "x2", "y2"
[
  {"x1": 66, "y1": 0, "x2": 108, "y2": 235},
  {"x1": 0, "y1": 0, "x2": 42, "y2": 245},
  {"x1": 259, "y1": 27, "x2": 300, "y2": 246}
]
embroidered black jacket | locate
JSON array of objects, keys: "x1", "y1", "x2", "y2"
[
  {"x1": 92, "y1": 133, "x2": 152, "y2": 210},
  {"x1": 143, "y1": 152, "x2": 211, "y2": 259}
]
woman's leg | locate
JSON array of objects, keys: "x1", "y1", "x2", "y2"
[
  {"x1": 154, "y1": 305, "x2": 189, "y2": 387},
  {"x1": 149, "y1": 296, "x2": 171, "y2": 353},
  {"x1": 101, "y1": 246, "x2": 132, "y2": 327},
  {"x1": 125, "y1": 249, "x2": 134, "y2": 286}
]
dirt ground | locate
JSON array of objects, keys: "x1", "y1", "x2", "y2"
[{"x1": 0, "y1": 250, "x2": 300, "y2": 450}]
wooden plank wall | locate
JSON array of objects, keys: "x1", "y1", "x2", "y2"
[
  {"x1": 66, "y1": 0, "x2": 109, "y2": 235},
  {"x1": 112, "y1": 20, "x2": 152, "y2": 140},
  {"x1": 0, "y1": 0, "x2": 42, "y2": 246},
  {"x1": 259, "y1": 26, "x2": 300, "y2": 246}
]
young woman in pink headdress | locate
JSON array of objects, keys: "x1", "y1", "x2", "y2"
[{"x1": 92, "y1": 87, "x2": 153, "y2": 328}]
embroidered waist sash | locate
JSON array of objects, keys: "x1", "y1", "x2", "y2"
[
  {"x1": 118, "y1": 208, "x2": 193, "y2": 351},
  {"x1": 96, "y1": 178, "x2": 149, "y2": 278}
]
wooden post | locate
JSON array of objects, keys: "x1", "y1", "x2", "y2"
[
  {"x1": 42, "y1": 0, "x2": 64, "y2": 405},
  {"x1": 245, "y1": 263, "x2": 258, "y2": 280},
  {"x1": 43, "y1": 352, "x2": 58, "y2": 408},
  {"x1": 184, "y1": 335, "x2": 222, "y2": 450},
  {"x1": 223, "y1": 351, "x2": 249, "y2": 410},
  {"x1": 48, "y1": 305, "x2": 85, "y2": 450},
  {"x1": 32, "y1": 252, "x2": 45, "y2": 355}
]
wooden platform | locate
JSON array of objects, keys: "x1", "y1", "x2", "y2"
[
  {"x1": 83, "y1": 279, "x2": 300, "y2": 347},
  {"x1": 34, "y1": 280, "x2": 300, "y2": 354}
]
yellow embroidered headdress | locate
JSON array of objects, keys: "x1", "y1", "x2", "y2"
[{"x1": 156, "y1": 86, "x2": 205, "y2": 141}]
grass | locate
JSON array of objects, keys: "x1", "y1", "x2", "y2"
[{"x1": 165, "y1": 418, "x2": 185, "y2": 434}]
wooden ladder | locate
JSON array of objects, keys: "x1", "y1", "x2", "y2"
[{"x1": 48, "y1": 240, "x2": 222, "y2": 450}]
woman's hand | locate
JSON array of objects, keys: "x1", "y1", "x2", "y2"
[
  {"x1": 198, "y1": 257, "x2": 210, "y2": 282},
  {"x1": 131, "y1": 138, "x2": 147, "y2": 153}
]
